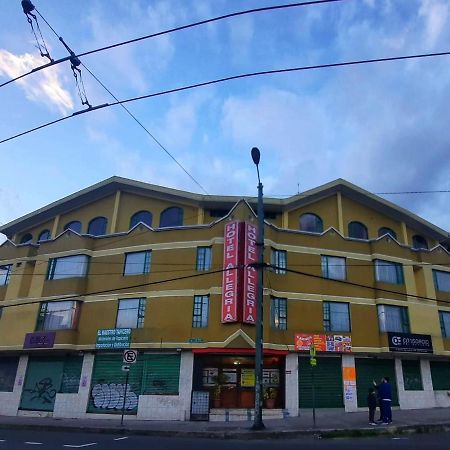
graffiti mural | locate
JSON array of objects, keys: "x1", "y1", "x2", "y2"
[
  {"x1": 23, "y1": 377, "x2": 57, "y2": 405},
  {"x1": 91, "y1": 383, "x2": 138, "y2": 410}
]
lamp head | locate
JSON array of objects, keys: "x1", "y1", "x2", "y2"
[{"x1": 251, "y1": 147, "x2": 260, "y2": 166}]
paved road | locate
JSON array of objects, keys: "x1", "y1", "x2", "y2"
[{"x1": 0, "y1": 430, "x2": 450, "y2": 449}]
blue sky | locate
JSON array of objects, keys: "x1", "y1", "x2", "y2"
[{"x1": 0, "y1": 0, "x2": 449, "y2": 242}]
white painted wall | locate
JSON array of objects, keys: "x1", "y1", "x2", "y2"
[
  {"x1": 342, "y1": 354, "x2": 358, "y2": 412},
  {"x1": 0, "y1": 355, "x2": 28, "y2": 416},
  {"x1": 285, "y1": 353, "x2": 298, "y2": 416}
]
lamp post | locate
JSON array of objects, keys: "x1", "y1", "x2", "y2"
[{"x1": 251, "y1": 147, "x2": 265, "y2": 430}]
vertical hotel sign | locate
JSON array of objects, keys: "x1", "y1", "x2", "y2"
[
  {"x1": 243, "y1": 222, "x2": 257, "y2": 324},
  {"x1": 222, "y1": 221, "x2": 239, "y2": 322}
]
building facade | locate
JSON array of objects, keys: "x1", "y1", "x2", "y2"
[{"x1": 0, "y1": 176, "x2": 449, "y2": 421}]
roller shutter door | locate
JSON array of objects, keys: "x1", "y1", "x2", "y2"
[
  {"x1": 298, "y1": 356, "x2": 343, "y2": 408},
  {"x1": 355, "y1": 358, "x2": 398, "y2": 407},
  {"x1": 430, "y1": 361, "x2": 450, "y2": 390},
  {"x1": 142, "y1": 354, "x2": 181, "y2": 395}
]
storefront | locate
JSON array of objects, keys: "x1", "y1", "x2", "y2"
[{"x1": 192, "y1": 350, "x2": 286, "y2": 409}]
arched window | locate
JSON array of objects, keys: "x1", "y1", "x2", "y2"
[
  {"x1": 130, "y1": 210, "x2": 153, "y2": 229},
  {"x1": 348, "y1": 221, "x2": 368, "y2": 240},
  {"x1": 412, "y1": 235, "x2": 428, "y2": 250},
  {"x1": 378, "y1": 227, "x2": 397, "y2": 240},
  {"x1": 160, "y1": 207, "x2": 183, "y2": 228},
  {"x1": 38, "y1": 230, "x2": 51, "y2": 242},
  {"x1": 87, "y1": 217, "x2": 108, "y2": 236},
  {"x1": 20, "y1": 233, "x2": 33, "y2": 244},
  {"x1": 63, "y1": 221, "x2": 82, "y2": 234},
  {"x1": 299, "y1": 213, "x2": 323, "y2": 233}
]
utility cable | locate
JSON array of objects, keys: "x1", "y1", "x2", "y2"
[
  {"x1": 2, "y1": 50, "x2": 450, "y2": 145},
  {"x1": 30, "y1": 5, "x2": 209, "y2": 194},
  {"x1": 0, "y1": 0, "x2": 346, "y2": 89}
]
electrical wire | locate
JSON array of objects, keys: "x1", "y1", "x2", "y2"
[
  {"x1": 0, "y1": 0, "x2": 346, "y2": 89},
  {"x1": 2, "y1": 50, "x2": 450, "y2": 145}
]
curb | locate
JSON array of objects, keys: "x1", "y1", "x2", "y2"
[{"x1": 0, "y1": 421, "x2": 450, "y2": 440}]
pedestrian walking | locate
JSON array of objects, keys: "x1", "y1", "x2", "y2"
[
  {"x1": 367, "y1": 387, "x2": 377, "y2": 425},
  {"x1": 373, "y1": 377, "x2": 392, "y2": 424}
]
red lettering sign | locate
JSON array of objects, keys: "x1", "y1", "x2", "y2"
[
  {"x1": 222, "y1": 221, "x2": 239, "y2": 322},
  {"x1": 243, "y1": 222, "x2": 258, "y2": 324}
]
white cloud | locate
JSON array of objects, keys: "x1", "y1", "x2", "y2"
[
  {"x1": 419, "y1": 0, "x2": 449, "y2": 48},
  {"x1": 0, "y1": 50, "x2": 74, "y2": 113}
]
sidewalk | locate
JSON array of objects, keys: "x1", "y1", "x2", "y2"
[{"x1": 1, "y1": 408, "x2": 450, "y2": 439}]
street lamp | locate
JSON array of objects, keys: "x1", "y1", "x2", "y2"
[{"x1": 251, "y1": 147, "x2": 265, "y2": 430}]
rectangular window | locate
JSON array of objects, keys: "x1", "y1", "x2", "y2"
[
  {"x1": 439, "y1": 311, "x2": 450, "y2": 338},
  {"x1": 323, "y1": 301, "x2": 350, "y2": 332},
  {"x1": 321, "y1": 256, "x2": 346, "y2": 280},
  {"x1": 47, "y1": 255, "x2": 89, "y2": 280},
  {"x1": 433, "y1": 270, "x2": 450, "y2": 293},
  {"x1": 271, "y1": 297, "x2": 287, "y2": 330},
  {"x1": 271, "y1": 249, "x2": 287, "y2": 274},
  {"x1": 0, "y1": 264, "x2": 12, "y2": 286},
  {"x1": 196, "y1": 247, "x2": 212, "y2": 271},
  {"x1": 377, "y1": 304, "x2": 410, "y2": 333},
  {"x1": 374, "y1": 259, "x2": 404, "y2": 284},
  {"x1": 123, "y1": 251, "x2": 151, "y2": 276},
  {"x1": 116, "y1": 298, "x2": 146, "y2": 329},
  {"x1": 36, "y1": 301, "x2": 80, "y2": 331},
  {"x1": 402, "y1": 360, "x2": 423, "y2": 391},
  {"x1": 192, "y1": 295, "x2": 209, "y2": 328}
]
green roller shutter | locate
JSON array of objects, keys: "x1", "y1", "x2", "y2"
[
  {"x1": 142, "y1": 354, "x2": 181, "y2": 395},
  {"x1": 88, "y1": 354, "x2": 144, "y2": 415},
  {"x1": 430, "y1": 361, "x2": 450, "y2": 390},
  {"x1": 60, "y1": 356, "x2": 83, "y2": 393},
  {"x1": 298, "y1": 356, "x2": 343, "y2": 408},
  {"x1": 0, "y1": 357, "x2": 19, "y2": 392},
  {"x1": 355, "y1": 358, "x2": 398, "y2": 407},
  {"x1": 402, "y1": 360, "x2": 423, "y2": 391},
  {"x1": 20, "y1": 358, "x2": 64, "y2": 411}
]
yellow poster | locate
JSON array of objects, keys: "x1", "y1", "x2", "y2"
[{"x1": 241, "y1": 369, "x2": 255, "y2": 387}]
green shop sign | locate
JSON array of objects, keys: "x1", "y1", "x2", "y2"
[{"x1": 96, "y1": 328, "x2": 132, "y2": 349}]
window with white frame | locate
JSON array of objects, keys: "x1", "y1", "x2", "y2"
[
  {"x1": 36, "y1": 301, "x2": 80, "y2": 331},
  {"x1": 271, "y1": 297, "x2": 287, "y2": 330},
  {"x1": 116, "y1": 298, "x2": 146, "y2": 329},
  {"x1": 271, "y1": 249, "x2": 287, "y2": 274},
  {"x1": 0, "y1": 264, "x2": 12, "y2": 286},
  {"x1": 377, "y1": 304, "x2": 410, "y2": 333},
  {"x1": 374, "y1": 259, "x2": 404, "y2": 285},
  {"x1": 123, "y1": 251, "x2": 151, "y2": 276},
  {"x1": 192, "y1": 295, "x2": 209, "y2": 328},
  {"x1": 439, "y1": 311, "x2": 450, "y2": 338},
  {"x1": 323, "y1": 301, "x2": 350, "y2": 332},
  {"x1": 47, "y1": 255, "x2": 89, "y2": 280},
  {"x1": 196, "y1": 247, "x2": 212, "y2": 271},
  {"x1": 434, "y1": 270, "x2": 450, "y2": 293},
  {"x1": 321, "y1": 255, "x2": 346, "y2": 280}
]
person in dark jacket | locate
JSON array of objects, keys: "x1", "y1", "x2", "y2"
[
  {"x1": 374, "y1": 377, "x2": 392, "y2": 424},
  {"x1": 367, "y1": 387, "x2": 377, "y2": 425}
]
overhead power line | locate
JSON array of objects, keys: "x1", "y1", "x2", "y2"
[
  {"x1": 30, "y1": 5, "x2": 208, "y2": 195},
  {"x1": 2, "y1": 50, "x2": 450, "y2": 145},
  {"x1": 0, "y1": 0, "x2": 345, "y2": 89}
]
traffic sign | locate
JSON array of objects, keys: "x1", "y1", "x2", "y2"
[
  {"x1": 122, "y1": 365, "x2": 130, "y2": 372},
  {"x1": 123, "y1": 349, "x2": 138, "y2": 364}
]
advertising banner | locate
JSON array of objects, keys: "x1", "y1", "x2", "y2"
[
  {"x1": 222, "y1": 221, "x2": 240, "y2": 322},
  {"x1": 294, "y1": 333, "x2": 352, "y2": 353},
  {"x1": 96, "y1": 328, "x2": 132, "y2": 349},
  {"x1": 387, "y1": 332, "x2": 433, "y2": 353},
  {"x1": 242, "y1": 222, "x2": 258, "y2": 324}
]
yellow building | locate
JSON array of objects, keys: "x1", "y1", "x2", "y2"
[{"x1": 0, "y1": 176, "x2": 449, "y2": 421}]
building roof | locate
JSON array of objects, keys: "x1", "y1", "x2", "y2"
[{"x1": 0, "y1": 176, "x2": 448, "y2": 241}]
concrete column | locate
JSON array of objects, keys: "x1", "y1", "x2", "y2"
[
  {"x1": 179, "y1": 351, "x2": 194, "y2": 421},
  {"x1": 54, "y1": 353, "x2": 95, "y2": 418},
  {"x1": 342, "y1": 354, "x2": 358, "y2": 412},
  {"x1": 285, "y1": 353, "x2": 298, "y2": 416},
  {"x1": 0, "y1": 354, "x2": 28, "y2": 416}
]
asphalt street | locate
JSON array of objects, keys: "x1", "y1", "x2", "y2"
[{"x1": 0, "y1": 430, "x2": 450, "y2": 449}]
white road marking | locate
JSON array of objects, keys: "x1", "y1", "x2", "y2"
[
  {"x1": 24, "y1": 443, "x2": 43, "y2": 445},
  {"x1": 113, "y1": 437, "x2": 129, "y2": 441},
  {"x1": 0, "y1": 440, "x2": 6, "y2": 443},
  {"x1": 63, "y1": 444, "x2": 97, "y2": 448}
]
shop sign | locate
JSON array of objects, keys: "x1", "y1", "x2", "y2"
[
  {"x1": 222, "y1": 221, "x2": 240, "y2": 323},
  {"x1": 294, "y1": 333, "x2": 352, "y2": 353},
  {"x1": 241, "y1": 368, "x2": 255, "y2": 387},
  {"x1": 188, "y1": 337, "x2": 204, "y2": 343},
  {"x1": 96, "y1": 328, "x2": 132, "y2": 349},
  {"x1": 242, "y1": 222, "x2": 257, "y2": 324},
  {"x1": 387, "y1": 332, "x2": 433, "y2": 353},
  {"x1": 23, "y1": 331, "x2": 56, "y2": 349}
]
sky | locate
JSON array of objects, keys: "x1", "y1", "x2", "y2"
[{"x1": 0, "y1": 0, "x2": 449, "y2": 243}]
